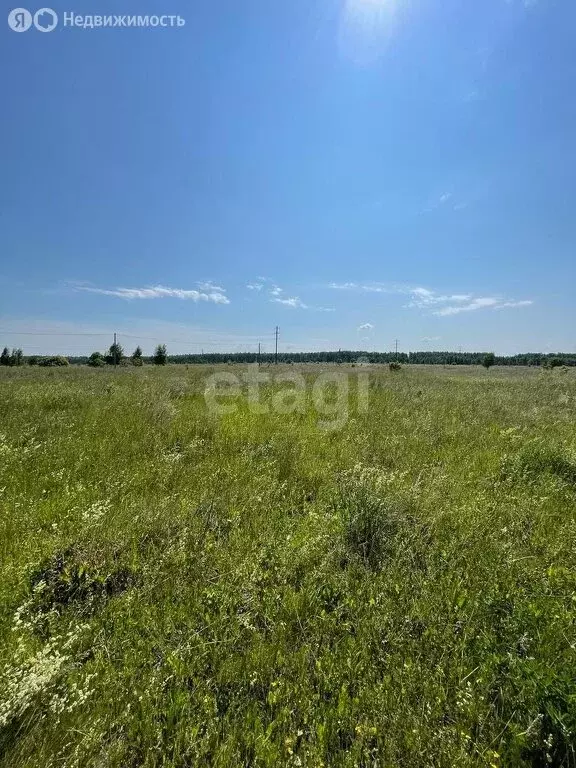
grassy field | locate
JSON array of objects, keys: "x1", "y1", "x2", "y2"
[{"x1": 1, "y1": 363, "x2": 575, "y2": 767}]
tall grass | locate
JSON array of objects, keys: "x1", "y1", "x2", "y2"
[{"x1": 0, "y1": 364, "x2": 575, "y2": 766}]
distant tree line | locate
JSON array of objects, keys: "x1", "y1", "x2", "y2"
[
  {"x1": 86, "y1": 343, "x2": 168, "y2": 367},
  {"x1": 159, "y1": 350, "x2": 576, "y2": 367},
  {"x1": 1, "y1": 347, "x2": 70, "y2": 366},
  {"x1": 2, "y1": 346, "x2": 575, "y2": 368}
]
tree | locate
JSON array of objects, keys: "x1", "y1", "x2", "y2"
[
  {"x1": 10, "y1": 349, "x2": 23, "y2": 366},
  {"x1": 131, "y1": 346, "x2": 144, "y2": 366},
  {"x1": 27, "y1": 356, "x2": 39, "y2": 366},
  {"x1": 153, "y1": 344, "x2": 167, "y2": 366},
  {"x1": 88, "y1": 351, "x2": 106, "y2": 367},
  {"x1": 482, "y1": 353, "x2": 496, "y2": 371},
  {"x1": 0, "y1": 347, "x2": 10, "y2": 366},
  {"x1": 106, "y1": 342, "x2": 124, "y2": 366}
]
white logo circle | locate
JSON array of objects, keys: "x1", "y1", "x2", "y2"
[
  {"x1": 33, "y1": 7, "x2": 57, "y2": 31},
  {"x1": 8, "y1": 8, "x2": 32, "y2": 31}
]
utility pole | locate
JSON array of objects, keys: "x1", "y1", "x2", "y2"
[
  {"x1": 113, "y1": 332, "x2": 117, "y2": 369},
  {"x1": 274, "y1": 326, "x2": 279, "y2": 365},
  {"x1": 394, "y1": 338, "x2": 399, "y2": 360},
  {"x1": 257, "y1": 342, "x2": 261, "y2": 367}
]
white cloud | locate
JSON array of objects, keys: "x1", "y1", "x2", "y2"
[
  {"x1": 494, "y1": 300, "x2": 534, "y2": 310},
  {"x1": 247, "y1": 278, "x2": 291, "y2": 301},
  {"x1": 328, "y1": 281, "x2": 533, "y2": 317},
  {"x1": 411, "y1": 287, "x2": 435, "y2": 299},
  {"x1": 424, "y1": 192, "x2": 453, "y2": 212},
  {"x1": 246, "y1": 278, "x2": 329, "y2": 311},
  {"x1": 409, "y1": 288, "x2": 473, "y2": 308},
  {"x1": 329, "y1": 282, "x2": 388, "y2": 293},
  {"x1": 407, "y1": 288, "x2": 532, "y2": 316},
  {"x1": 273, "y1": 296, "x2": 307, "y2": 309},
  {"x1": 435, "y1": 297, "x2": 533, "y2": 316},
  {"x1": 197, "y1": 281, "x2": 225, "y2": 292},
  {"x1": 330, "y1": 282, "x2": 358, "y2": 290},
  {"x1": 247, "y1": 277, "x2": 285, "y2": 296},
  {"x1": 77, "y1": 284, "x2": 230, "y2": 305},
  {"x1": 358, "y1": 322, "x2": 374, "y2": 331},
  {"x1": 422, "y1": 336, "x2": 441, "y2": 342},
  {"x1": 435, "y1": 297, "x2": 499, "y2": 316},
  {"x1": 425, "y1": 191, "x2": 469, "y2": 213}
]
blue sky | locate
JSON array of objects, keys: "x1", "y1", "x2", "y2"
[{"x1": 2, "y1": 0, "x2": 575, "y2": 355}]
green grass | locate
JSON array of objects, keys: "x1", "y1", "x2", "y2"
[{"x1": 1, "y1": 363, "x2": 575, "y2": 767}]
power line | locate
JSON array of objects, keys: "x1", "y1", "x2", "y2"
[
  {"x1": 0, "y1": 330, "x2": 275, "y2": 350},
  {"x1": 0, "y1": 331, "x2": 110, "y2": 337}
]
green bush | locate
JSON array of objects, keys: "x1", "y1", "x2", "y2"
[
  {"x1": 482, "y1": 352, "x2": 496, "y2": 370},
  {"x1": 542, "y1": 357, "x2": 564, "y2": 370},
  {"x1": 519, "y1": 443, "x2": 576, "y2": 484},
  {"x1": 87, "y1": 352, "x2": 105, "y2": 367},
  {"x1": 38, "y1": 356, "x2": 69, "y2": 367},
  {"x1": 501, "y1": 441, "x2": 576, "y2": 486},
  {"x1": 131, "y1": 346, "x2": 144, "y2": 366},
  {"x1": 338, "y1": 480, "x2": 410, "y2": 569}
]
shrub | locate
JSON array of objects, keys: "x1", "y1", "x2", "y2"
[
  {"x1": 542, "y1": 357, "x2": 564, "y2": 370},
  {"x1": 26, "y1": 549, "x2": 135, "y2": 628},
  {"x1": 518, "y1": 444, "x2": 576, "y2": 484},
  {"x1": 38, "y1": 356, "x2": 69, "y2": 367},
  {"x1": 87, "y1": 352, "x2": 105, "y2": 368},
  {"x1": 502, "y1": 442, "x2": 576, "y2": 486},
  {"x1": 482, "y1": 353, "x2": 496, "y2": 370},
  {"x1": 338, "y1": 476, "x2": 410, "y2": 569},
  {"x1": 389, "y1": 361, "x2": 402, "y2": 372},
  {"x1": 131, "y1": 346, "x2": 144, "y2": 366}
]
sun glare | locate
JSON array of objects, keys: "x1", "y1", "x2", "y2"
[{"x1": 338, "y1": 0, "x2": 399, "y2": 64}]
